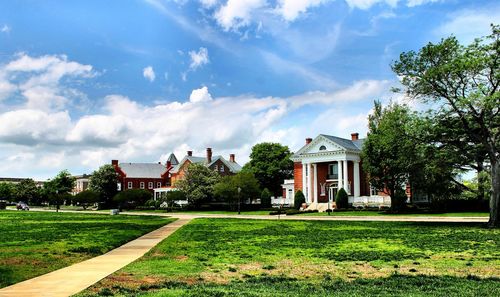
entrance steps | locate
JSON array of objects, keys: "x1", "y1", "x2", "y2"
[{"x1": 305, "y1": 203, "x2": 331, "y2": 212}]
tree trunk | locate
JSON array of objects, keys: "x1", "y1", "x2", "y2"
[
  {"x1": 477, "y1": 161, "x2": 485, "y2": 202},
  {"x1": 488, "y1": 160, "x2": 500, "y2": 228}
]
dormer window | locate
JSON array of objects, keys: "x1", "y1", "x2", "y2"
[{"x1": 319, "y1": 145, "x2": 326, "y2": 151}]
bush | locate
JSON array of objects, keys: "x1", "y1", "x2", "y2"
[
  {"x1": 73, "y1": 190, "x2": 100, "y2": 209},
  {"x1": 113, "y1": 189, "x2": 152, "y2": 210},
  {"x1": 260, "y1": 188, "x2": 272, "y2": 208},
  {"x1": 294, "y1": 190, "x2": 305, "y2": 209},
  {"x1": 335, "y1": 188, "x2": 348, "y2": 209}
]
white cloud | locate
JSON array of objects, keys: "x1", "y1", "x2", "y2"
[
  {"x1": 406, "y1": 0, "x2": 439, "y2": 7},
  {"x1": 189, "y1": 86, "x2": 213, "y2": 103},
  {"x1": 214, "y1": 0, "x2": 267, "y2": 31},
  {"x1": 199, "y1": 0, "x2": 219, "y2": 8},
  {"x1": 276, "y1": 0, "x2": 329, "y2": 21},
  {"x1": 143, "y1": 66, "x2": 156, "y2": 82},
  {"x1": 188, "y1": 47, "x2": 210, "y2": 70},
  {"x1": 1, "y1": 24, "x2": 10, "y2": 33},
  {"x1": 345, "y1": 0, "x2": 398, "y2": 10},
  {"x1": 434, "y1": 8, "x2": 500, "y2": 44}
]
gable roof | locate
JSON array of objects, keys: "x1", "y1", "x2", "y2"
[
  {"x1": 320, "y1": 134, "x2": 361, "y2": 151},
  {"x1": 119, "y1": 163, "x2": 168, "y2": 178},
  {"x1": 172, "y1": 154, "x2": 241, "y2": 174},
  {"x1": 293, "y1": 134, "x2": 365, "y2": 159},
  {"x1": 167, "y1": 153, "x2": 179, "y2": 165}
]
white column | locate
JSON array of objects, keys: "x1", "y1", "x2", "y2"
[
  {"x1": 302, "y1": 163, "x2": 307, "y2": 198},
  {"x1": 343, "y1": 160, "x2": 349, "y2": 193},
  {"x1": 338, "y1": 161, "x2": 343, "y2": 189},
  {"x1": 354, "y1": 161, "x2": 360, "y2": 197},
  {"x1": 307, "y1": 163, "x2": 313, "y2": 203},
  {"x1": 313, "y1": 164, "x2": 318, "y2": 203}
]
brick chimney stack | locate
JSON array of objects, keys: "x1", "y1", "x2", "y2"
[
  {"x1": 230, "y1": 154, "x2": 235, "y2": 163},
  {"x1": 187, "y1": 151, "x2": 193, "y2": 157},
  {"x1": 166, "y1": 161, "x2": 171, "y2": 168},
  {"x1": 206, "y1": 148, "x2": 212, "y2": 163},
  {"x1": 306, "y1": 138, "x2": 312, "y2": 144},
  {"x1": 351, "y1": 133, "x2": 359, "y2": 141},
  {"x1": 112, "y1": 160, "x2": 118, "y2": 166}
]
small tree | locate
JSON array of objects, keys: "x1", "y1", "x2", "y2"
[
  {"x1": 175, "y1": 163, "x2": 220, "y2": 208},
  {"x1": 0, "y1": 182, "x2": 14, "y2": 201},
  {"x1": 214, "y1": 176, "x2": 238, "y2": 209},
  {"x1": 261, "y1": 188, "x2": 272, "y2": 208},
  {"x1": 294, "y1": 190, "x2": 305, "y2": 210},
  {"x1": 113, "y1": 189, "x2": 151, "y2": 210},
  {"x1": 73, "y1": 190, "x2": 100, "y2": 209},
  {"x1": 165, "y1": 190, "x2": 186, "y2": 211},
  {"x1": 89, "y1": 165, "x2": 119, "y2": 207},
  {"x1": 15, "y1": 179, "x2": 40, "y2": 205},
  {"x1": 335, "y1": 188, "x2": 348, "y2": 209}
]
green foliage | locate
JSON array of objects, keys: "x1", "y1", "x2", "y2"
[
  {"x1": 175, "y1": 163, "x2": 220, "y2": 207},
  {"x1": 260, "y1": 188, "x2": 272, "y2": 208},
  {"x1": 73, "y1": 190, "x2": 100, "y2": 209},
  {"x1": 242, "y1": 142, "x2": 293, "y2": 196},
  {"x1": 391, "y1": 25, "x2": 500, "y2": 226},
  {"x1": 42, "y1": 170, "x2": 76, "y2": 209},
  {"x1": 213, "y1": 176, "x2": 238, "y2": 205},
  {"x1": 0, "y1": 211, "x2": 173, "y2": 288},
  {"x1": 14, "y1": 179, "x2": 40, "y2": 205},
  {"x1": 89, "y1": 165, "x2": 119, "y2": 207},
  {"x1": 294, "y1": 190, "x2": 305, "y2": 209},
  {"x1": 0, "y1": 183, "x2": 14, "y2": 201},
  {"x1": 213, "y1": 172, "x2": 261, "y2": 210},
  {"x1": 335, "y1": 188, "x2": 348, "y2": 209},
  {"x1": 113, "y1": 189, "x2": 152, "y2": 209}
]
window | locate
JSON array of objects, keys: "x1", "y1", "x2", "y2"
[
  {"x1": 148, "y1": 182, "x2": 153, "y2": 189},
  {"x1": 140, "y1": 182, "x2": 145, "y2": 189},
  {"x1": 328, "y1": 163, "x2": 338, "y2": 179},
  {"x1": 128, "y1": 182, "x2": 133, "y2": 189},
  {"x1": 157, "y1": 182, "x2": 161, "y2": 188},
  {"x1": 214, "y1": 165, "x2": 218, "y2": 171},
  {"x1": 220, "y1": 165, "x2": 224, "y2": 172},
  {"x1": 319, "y1": 145, "x2": 326, "y2": 151}
]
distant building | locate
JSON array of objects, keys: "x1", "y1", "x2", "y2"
[
  {"x1": 0, "y1": 177, "x2": 45, "y2": 187},
  {"x1": 72, "y1": 174, "x2": 91, "y2": 195},
  {"x1": 111, "y1": 158, "x2": 173, "y2": 193}
]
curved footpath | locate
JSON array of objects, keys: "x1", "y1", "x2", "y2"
[{"x1": 0, "y1": 209, "x2": 488, "y2": 297}]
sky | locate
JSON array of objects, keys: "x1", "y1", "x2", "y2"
[{"x1": 0, "y1": 0, "x2": 498, "y2": 180}]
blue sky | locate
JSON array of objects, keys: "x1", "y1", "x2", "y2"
[{"x1": 0, "y1": 0, "x2": 498, "y2": 179}]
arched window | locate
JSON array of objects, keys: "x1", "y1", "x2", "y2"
[{"x1": 319, "y1": 145, "x2": 326, "y2": 151}]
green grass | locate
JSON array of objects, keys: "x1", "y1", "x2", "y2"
[
  {"x1": 300, "y1": 210, "x2": 490, "y2": 217},
  {"x1": 79, "y1": 219, "x2": 499, "y2": 296},
  {"x1": 0, "y1": 211, "x2": 175, "y2": 288}
]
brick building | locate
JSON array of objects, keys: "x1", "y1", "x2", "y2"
[
  {"x1": 285, "y1": 133, "x2": 391, "y2": 210},
  {"x1": 111, "y1": 154, "x2": 178, "y2": 193}
]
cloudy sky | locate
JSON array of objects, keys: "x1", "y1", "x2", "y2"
[{"x1": 0, "y1": 0, "x2": 498, "y2": 180}]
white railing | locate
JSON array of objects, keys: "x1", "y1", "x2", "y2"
[
  {"x1": 352, "y1": 196, "x2": 391, "y2": 207},
  {"x1": 271, "y1": 196, "x2": 292, "y2": 207}
]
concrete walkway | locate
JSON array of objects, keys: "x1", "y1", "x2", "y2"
[{"x1": 0, "y1": 218, "x2": 191, "y2": 297}]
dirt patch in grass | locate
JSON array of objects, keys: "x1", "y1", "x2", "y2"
[{"x1": 174, "y1": 255, "x2": 189, "y2": 261}]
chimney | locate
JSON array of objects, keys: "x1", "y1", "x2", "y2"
[
  {"x1": 166, "y1": 160, "x2": 171, "y2": 168},
  {"x1": 230, "y1": 154, "x2": 235, "y2": 163},
  {"x1": 187, "y1": 150, "x2": 192, "y2": 157},
  {"x1": 351, "y1": 133, "x2": 359, "y2": 141},
  {"x1": 206, "y1": 148, "x2": 212, "y2": 163},
  {"x1": 112, "y1": 160, "x2": 118, "y2": 166},
  {"x1": 305, "y1": 138, "x2": 312, "y2": 145}
]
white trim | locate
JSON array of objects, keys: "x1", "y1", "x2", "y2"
[
  {"x1": 313, "y1": 164, "x2": 318, "y2": 203},
  {"x1": 302, "y1": 163, "x2": 306, "y2": 199},
  {"x1": 343, "y1": 160, "x2": 348, "y2": 193},
  {"x1": 338, "y1": 160, "x2": 343, "y2": 190},
  {"x1": 354, "y1": 161, "x2": 360, "y2": 197}
]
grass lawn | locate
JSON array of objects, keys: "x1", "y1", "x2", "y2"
[
  {"x1": 299, "y1": 210, "x2": 490, "y2": 217},
  {"x1": 0, "y1": 211, "x2": 175, "y2": 288},
  {"x1": 80, "y1": 218, "x2": 499, "y2": 296}
]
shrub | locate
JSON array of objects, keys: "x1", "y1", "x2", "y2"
[
  {"x1": 73, "y1": 190, "x2": 101, "y2": 209},
  {"x1": 113, "y1": 189, "x2": 152, "y2": 210},
  {"x1": 294, "y1": 190, "x2": 305, "y2": 209},
  {"x1": 260, "y1": 188, "x2": 272, "y2": 208},
  {"x1": 335, "y1": 188, "x2": 348, "y2": 209}
]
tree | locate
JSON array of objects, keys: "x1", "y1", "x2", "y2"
[
  {"x1": 175, "y1": 163, "x2": 220, "y2": 208},
  {"x1": 0, "y1": 182, "x2": 14, "y2": 201},
  {"x1": 164, "y1": 190, "x2": 186, "y2": 211},
  {"x1": 43, "y1": 170, "x2": 76, "y2": 211},
  {"x1": 242, "y1": 142, "x2": 293, "y2": 196},
  {"x1": 213, "y1": 172, "x2": 261, "y2": 210},
  {"x1": 73, "y1": 190, "x2": 100, "y2": 209},
  {"x1": 14, "y1": 179, "x2": 40, "y2": 205},
  {"x1": 261, "y1": 188, "x2": 272, "y2": 208},
  {"x1": 294, "y1": 190, "x2": 305, "y2": 210},
  {"x1": 113, "y1": 189, "x2": 151, "y2": 210},
  {"x1": 362, "y1": 101, "x2": 419, "y2": 210},
  {"x1": 392, "y1": 25, "x2": 500, "y2": 227},
  {"x1": 335, "y1": 188, "x2": 348, "y2": 209},
  {"x1": 89, "y1": 165, "x2": 119, "y2": 207}
]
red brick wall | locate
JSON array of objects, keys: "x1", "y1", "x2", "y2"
[
  {"x1": 293, "y1": 162, "x2": 302, "y2": 193},
  {"x1": 208, "y1": 159, "x2": 235, "y2": 177},
  {"x1": 123, "y1": 178, "x2": 166, "y2": 193},
  {"x1": 316, "y1": 163, "x2": 329, "y2": 202}
]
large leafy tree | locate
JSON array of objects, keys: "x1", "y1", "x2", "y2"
[
  {"x1": 392, "y1": 25, "x2": 500, "y2": 227},
  {"x1": 14, "y1": 179, "x2": 40, "y2": 204},
  {"x1": 89, "y1": 164, "x2": 119, "y2": 207},
  {"x1": 214, "y1": 171, "x2": 261, "y2": 210},
  {"x1": 0, "y1": 182, "x2": 15, "y2": 201},
  {"x1": 73, "y1": 190, "x2": 100, "y2": 210},
  {"x1": 362, "y1": 101, "x2": 418, "y2": 210},
  {"x1": 175, "y1": 163, "x2": 220, "y2": 208},
  {"x1": 242, "y1": 142, "x2": 293, "y2": 196},
  {"x1": 43, "y1": 170, "x2": 76, "y2": 210}
]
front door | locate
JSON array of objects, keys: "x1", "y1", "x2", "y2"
[{"x1": 328, "y1": 184, "x2": 338, "y2": 202}]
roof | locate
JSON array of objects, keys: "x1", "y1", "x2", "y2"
[
  {"x1": 172, "y1": 155, "x2": 241, "y2": 174},
  {"x1": 320, "y1": 134, "x2": 362, "y2": 151},
  {"x1": 119, "y1": 163, "x2": 167, "y2": 178},
  {"x1": 167, "y1": 153, "x2": 179, "y2": 165}
]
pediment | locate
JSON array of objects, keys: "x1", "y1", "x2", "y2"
[{"x1": 296, "y1": 135, "x2": 345, "y2": 155}]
